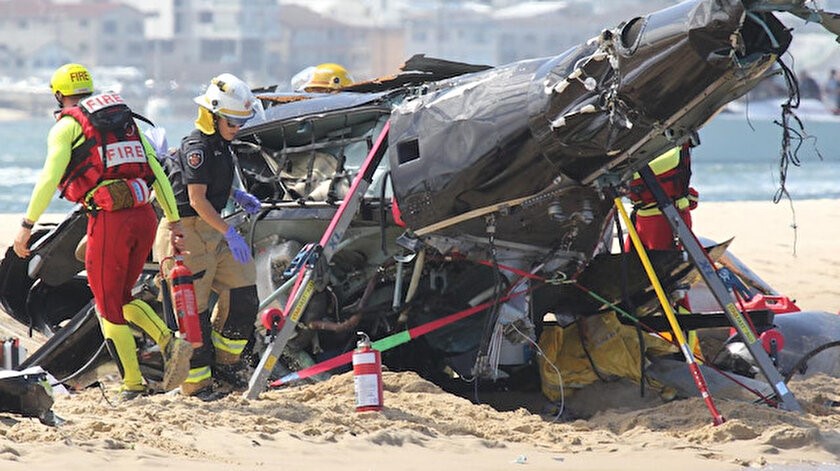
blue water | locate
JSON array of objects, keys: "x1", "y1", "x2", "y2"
[
  {"x1": 0, "y1": 113, "x2": 837, "y2": 213},
  {"x1": 692, "y1": 114, "x2": 840, "y2": 202}
]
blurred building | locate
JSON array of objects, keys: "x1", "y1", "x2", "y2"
[
  {"x1": 1, "y1": 0, "x2": 838, "y2": 117},
  {"x1": 117, "y1": 0, "x2": 279, "y2": 87},
  {"x1": 0, "y1": 0, "x2": 146, "y2": 72},
  {"x1": 403, "y1": 0, "x2": 679, "y2": 66},
  {"x1": 0, "y1": 0, "x2": 149, "y2": 115},
  {"x1": 270, "y1": 4, "x2": 404, "y2": 88}
]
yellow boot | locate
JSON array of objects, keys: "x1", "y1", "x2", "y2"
[
  {"x1": 100, "y1": 317, "x2": 146, "y2": 400},
  {"x1": 180, "y1": 366, "x2": 212, "y2": 396},
  {"x1": 212, "y1": 331, "x2": 250, "y2": 391}
]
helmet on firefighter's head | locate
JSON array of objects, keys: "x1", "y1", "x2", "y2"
[
  {"x1": 194, "y1": 73, "x2": 262, "y2": 126},
  {"x1": 302, "y1": 63, "x2": 354, "y2": 92},
  {"x1": 50, "y1": 63, "x2": 94, "y2": 97}
]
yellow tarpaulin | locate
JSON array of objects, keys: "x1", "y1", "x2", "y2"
[{"x1": 538, "y1": 312, "x2": 676, "y2": 401}]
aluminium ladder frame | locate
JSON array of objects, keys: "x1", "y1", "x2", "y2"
[
  {"x1": 636, "y1": 165, "x2": 801, "y2": 412},
  {"x1": 244, "y1": 121, "x2": 391, "y2": 400}
]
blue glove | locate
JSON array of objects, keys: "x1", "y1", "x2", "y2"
[
  {"x1": 233, "y1": 189, "x2": 261, "y2": 215},
  {"x1": 224, "y1": 226, "x2": 252, "y2": 264}
]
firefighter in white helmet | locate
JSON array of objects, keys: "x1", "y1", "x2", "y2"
[{"x1": 153, "y1": 73, "x2": 264, "y2": 400}]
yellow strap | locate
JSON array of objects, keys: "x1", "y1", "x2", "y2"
[
  {"x1": 82, "y1": 178, "x2": 128, "y2": 211},
  {"x1": 635, "y1": 196, "x2": 690, "y2": 217},
  {"x1": 211, "y1": 330, "x2": 248, "y2": 356}
]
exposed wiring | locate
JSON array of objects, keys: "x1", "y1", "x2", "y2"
[
  {"x1": 474, "y1": 214, "x2": 505, "y2": 404},
  {"x1": 772, "y1": 57, "x2": 825, "y2": 257},
  {"x1": 51, "y1": 341, "x2": 107, "y2": 386},
  {"x1": 487, "y1": 322, "x2": 504, "y2": 380},
  {"x1": 783, "y1": 340, "x2": 840, "y2": 383},
  {"x1": 509, "y1": 321, "x2": 566, "y2": 423}
]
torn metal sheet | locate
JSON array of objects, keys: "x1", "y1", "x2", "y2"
[{"x1": 388, "y1": 0, "x2": 790, "y2": 236}]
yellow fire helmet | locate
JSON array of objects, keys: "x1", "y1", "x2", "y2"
[
  {"x1": 303, "y1": 63, "x2": 354, "y2": 92},
  {"x1": 50, "y1": 63, "x2": 94, "y2": 96}
]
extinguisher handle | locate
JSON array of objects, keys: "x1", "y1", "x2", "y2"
[
  {"x1": 173, "y1": 248, "x2": 192, "y2": 261},
  {"x1": 356, "y1": 331, "x2": 371, "y2": 349}
]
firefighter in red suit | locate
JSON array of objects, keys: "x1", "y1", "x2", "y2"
[
  {"x1": 627, "y1": 144, "x2": 699, "y2": 250},
  {"x1": 12, "y1": 64, "x2": 193, "y2": 401},
  {"x1": 627, "y1": 143, "x2": 701, "y2": 355}
]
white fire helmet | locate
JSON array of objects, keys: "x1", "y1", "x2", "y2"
[{"x1": 193, "y1": 73, "x2": 264, "y2": 125}]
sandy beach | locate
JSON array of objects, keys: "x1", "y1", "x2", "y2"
[
  {"x1": 692, "y1": 199, "x2": 840, "y2": 313},
  {"x1": 0, "y1": 200, "x2": 838, "y2": 471}
]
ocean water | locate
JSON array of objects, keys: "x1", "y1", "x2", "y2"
[
  {"x1": 692, "y1": 113, "x2": 840, "y2": 202},
  {"x1": 0, "y1": 112, "x2": 838, "y2": 214}
]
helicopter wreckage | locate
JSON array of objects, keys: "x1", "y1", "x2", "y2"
[{"x1": 2, "y1": 0, "x2": 840, "y2": 423}]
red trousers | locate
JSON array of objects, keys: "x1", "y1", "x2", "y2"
[
  {"x1": 85, "y1": 204, "x2": 157, "y2": 324},
  {"x1": 625, "y1": 209, "x2": 694, "y2": 311}
]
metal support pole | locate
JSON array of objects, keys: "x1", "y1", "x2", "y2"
[{"x1": 637, "y1": 165, "x2": 800, "y2": 412}]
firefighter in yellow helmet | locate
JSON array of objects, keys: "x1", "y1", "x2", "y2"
[
  {"x1": 14, "y1": 63, "x2": 192, "y2": 401},
  {"x1": 302, "y1": 63, "x2": 354, "y2": 93}
]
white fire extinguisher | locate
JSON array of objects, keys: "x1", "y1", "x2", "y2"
[{"x1": 353, "y1": 331, "x2": 383, "y2": 412}]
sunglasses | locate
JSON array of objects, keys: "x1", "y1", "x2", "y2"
[{"x1": 222, "y1": 116, "x2": 250, "y2": 127}]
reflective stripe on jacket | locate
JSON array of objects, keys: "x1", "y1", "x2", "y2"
[{"x1": 628, "y1": 146, "x2": 692, "y2": 216}]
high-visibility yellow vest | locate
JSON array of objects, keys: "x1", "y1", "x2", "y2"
[{"x1": 628, "y1": 146, "x2": 694, "y2": 217}]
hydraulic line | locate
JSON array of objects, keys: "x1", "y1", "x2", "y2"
[{"x1": 783, "y1": 340, "x2": 840, "y2": 384}]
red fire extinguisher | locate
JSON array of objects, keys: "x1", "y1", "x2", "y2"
[
  {"x1": 161, "y1": 253, "x2": 203, "y2": 348},
  {"x1": 353, "y1": 331, "x2": 383, "y2": 412}
]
